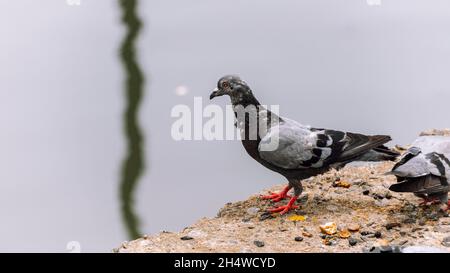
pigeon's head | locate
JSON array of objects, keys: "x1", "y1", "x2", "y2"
[{"x1": 210, "y1": 75, "x2": 257, "y2": 105}]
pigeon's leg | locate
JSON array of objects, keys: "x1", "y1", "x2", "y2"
[
  {"x1": 419, "y1": 197, "x2": 441, "y2": 206},
  {"x1": 267, "y1": 180, "x2": 303, "y2": 215},
  {"x1": 260, "y1": 185, "x2": 292, "y2": 202}
]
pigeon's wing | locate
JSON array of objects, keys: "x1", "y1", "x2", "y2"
[
  {"x1": 258, "y1": 122, "x2": 391, "y2": 170},
  {"x1": 258, "y1": 125, "x2": 331, "y2": 169},
  {"x1": 388, "y1": 147, "x2": 430, "y2": 178},
  {"x1": 390, "y1": 147, "x2": 450, "y2": 180},
  {"x1": 389, "y1": 145, "x2": 450, "y2": 195}
]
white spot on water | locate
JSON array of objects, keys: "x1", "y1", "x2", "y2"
[{"x1": 175, "y1": 85, "x2": 189, "y2": 96}]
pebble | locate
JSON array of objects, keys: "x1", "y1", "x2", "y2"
[
  {"x1": 374, "y1": 231, "x2": 382, "y2": 238},
  {"x1": 403, "y1": 218, "x2": 416, "y2": 224},
  {"x1": 339, "y1": 230, "x2": 351, "y2": 239},
  {"x1": 362, "y1": 190, "x2": 370, "y2": 195},
  {"x1": 333, "y1": 180, "x2": 351, "y2": 188},
  {"x1": 442, "y1": 236, "x2": 450, "y2": 247},
  {"x1": 180, "y1": 236, "x2": 194, "y2": 241},
  {"x1": 246, "y1": 207, "x2": 260, "y2": 215},
  {"x1": 348, "y1": 237, "x2": 358, "y2": 246},
  {"x1": 294, "y1": 236, "x2": 304, "y2": 242},
  {"x1": 385, "y1": 192, "x2": 392, "y2": 199},
  {"x1": 348, "y1": 224, "x2": 360, "y2": 232},
  {"x1": 259, "y1": 212, "x2": 274, "y2": 221},
  {"x1": 319, "y1": 222, "x2": 338, "y2": 235},
  {"x1": 386, "y1": 222, "x2": 401, "y2": 230},
  {"x1": 360, "y1": 231, "x2": 372, "y2": 236},
  {"x1": 254, "y1": 240, "x2": 265, "y2": 247}
]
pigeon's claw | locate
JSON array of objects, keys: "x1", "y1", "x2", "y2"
[
  {"x1": 260, "y1": 186, "x2": 292, "y2": 203},
  {"x1": 267, "y1": 195, "x2": 299, "y2": 215},
  {"x1": 261, "y1": 192, "x2": 292, "y2": 202},
  {"x1": 268, "y1": 204, "x2": 299, "y2": 214}
]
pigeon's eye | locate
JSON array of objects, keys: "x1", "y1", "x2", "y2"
[{"x1": 222, "y1": 82, "x2": 229, "y2": 88}]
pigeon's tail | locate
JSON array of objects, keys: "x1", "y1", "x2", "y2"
[
  {"x1": 338, "y1": 134, "x2": 392, "y2": 162},
  {"x1": 389, "y1": 174, "x2": 449, "y2": 195},
  {"x1": 389, "y1": 176, "x2": 425, "y2": 192},
  {"x1": 357, "y1": 145, "x2": 400, "y2": 162}
]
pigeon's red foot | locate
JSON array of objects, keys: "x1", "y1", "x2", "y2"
[
  {"x1": 267, "y1": 195, "x2": 299, "y2": 215},
  {"x1": 419, "y1": 197, "x2": 441, "y2": 206},
  {"x1": 260, "y1": 186, "x2": 291, "y2": 203}
]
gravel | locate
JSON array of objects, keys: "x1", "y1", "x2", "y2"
[{"x1": 118, "y1": 161, "x2": 450, "y2": 253}]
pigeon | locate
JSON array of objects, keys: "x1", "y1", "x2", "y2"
[
  {"x1": 210, "y1": 75, "x2": 397, "y2": 214},
  {"x1": 388, "y1": 135, "x2": 450, "y2": 210}
]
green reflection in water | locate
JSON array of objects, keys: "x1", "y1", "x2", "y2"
[{"x1": 118, "y1": 0, "x2": 145, "y2": 239}]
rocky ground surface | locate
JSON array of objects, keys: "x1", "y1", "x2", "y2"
[{"x1": 117, "y1": 161, "x2": 450, "y2": 253}]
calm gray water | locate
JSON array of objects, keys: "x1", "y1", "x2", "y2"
[{"x1": 1, "y1": 0, "x2": 449, "y2": 252}]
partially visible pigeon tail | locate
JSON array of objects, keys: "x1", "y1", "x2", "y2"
[
  {"x1": 389, "y1": 178, "x2": 422, "y2": 192},
  {"x1": 389, "y1": 175, "x2": 446, "y2": 194}
]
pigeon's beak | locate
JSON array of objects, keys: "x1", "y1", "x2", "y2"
[{"x1": 209, "y1": 88, "x2": 225, "y2": 100}]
